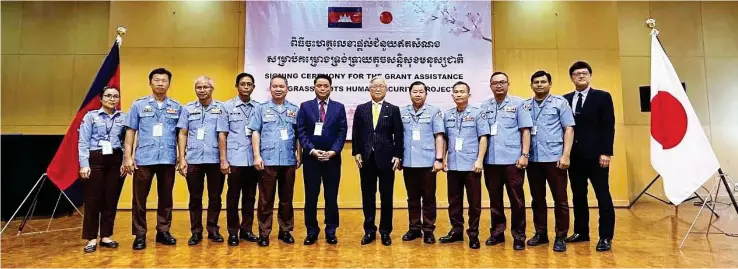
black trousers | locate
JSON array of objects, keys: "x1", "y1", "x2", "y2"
[
  {"x1": 226, "y1": 166, "x2": 259, "y2": 235},
  {"x1": 402, "y1": 168, "x2": 437, "y2": 233},
  {"x1": 132, "y1": 164, "x2": 175, "y2": 236},
  {"x1": 303, "y1": 157, "x2": 341, "y2": 236},
  {"x1": 568, "y1": 155, "x2": 615, "y2": 239},
  {"x1": 359, "y1": 152, "x2": 395, "y2": 235},
  {"x1": 185, "y1": 164, "x2": 225, "y2": 234},
  {"x1": 82, "y1": 150, "x2": 125, "y2": 240}
]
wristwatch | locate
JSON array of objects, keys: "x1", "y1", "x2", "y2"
[
  {"x1": 435, "y1": 158, "x2": 443, "y2": 162},
  {"x1": 522, "y1": 152, "x2": 530, "y2": 158}
]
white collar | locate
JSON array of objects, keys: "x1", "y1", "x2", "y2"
[
  {"x1": 372, "y1": 99, "x2": 384, "y2": 106},
  {"x1": 317, "y1": 98, "x2": 330, "y2": 105},
  {"x1": 574, "y1": 87, "x2": 591, "y2": 96}
]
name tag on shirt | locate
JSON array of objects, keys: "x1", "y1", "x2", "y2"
[
  {"x1": 531, "y1": 126, "x2": 538, "y2": 135},
  {"x1": 245, "y1": 126, "x2": 252, "y2": 136},
  {"x1": 490, "y1": 123, "x2": 498, "y2": 136},
  {"x1": 455, "y1": 138, "x2": 463, "y2": 151},
  {"x1": 280, "y1": 129, "x2": 289, "y2": 140},
  {"x1": 99, "y1": 140, "x2": 113, "y2": 155},
  {"x1": 412, "y1": 129, "x2": 421, "y2": 141},
  {"x1": 153, "y1": 123, "x2": 163, "y2": 137},
  {"x1": 197, "y1": 127, "x2": 205, "y2": 140},
  {"x1": 314, "y1": 122, "x2": 323, "y2": 136}
]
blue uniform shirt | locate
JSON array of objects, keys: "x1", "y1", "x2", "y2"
[
  {"x1": 78, "y1": 109, "x2": 126, "y2": 167},
  {"x1": 481, "y1": 96, "x2": 534, "y2": 165},
  {"x1": 444, "y1": 106, "x2": 490, "y2": 171},
  {"x1": 248, "y1": 99, "x2": 299, "y2": 166},
  {"x1": 177, "y1": 100, "x2": 224, "y2": 164},
  {"x1": 401, "y1": 104, "x2": 445, "y2": 168},
  {"x1": 525, "y1": 94, "x2": 575, "y2": 162},
  {"x1": 123, "y1": 95, "x2": 182, "y2": 166},
  {"x1": 217, "y1": 97, "x2": 261, "y2": 166}
]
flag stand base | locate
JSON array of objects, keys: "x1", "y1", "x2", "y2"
[
  {"x1": 679, "y1": 169, "x2": 738, "y2": 249},
  {"x1": 628, "y1": 174, "x2": 719, "y2": 218},
  {"x1": 1, "y1": 174, "x2": 83, "y2": 236}
]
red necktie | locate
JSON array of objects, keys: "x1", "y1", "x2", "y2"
[{"x1": 319, "y1": 101, "x2": 326, "y2": 122}]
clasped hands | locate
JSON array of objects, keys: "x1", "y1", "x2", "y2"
[{"x1": 311, "y1": 149, "x2": 337, "y2": 162}]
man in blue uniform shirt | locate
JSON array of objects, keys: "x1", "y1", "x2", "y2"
[
  {"x1": 123, "y1": 68, "x2": 181, "y2": 250},
  {"x1": 524, "y1": 70, "x2": 575, "y2": 252},
  {"x1": 176, "y1": 76, "x2": 226, "y2": 246},
  {"x1": 480, "y1": 71, "x2": 533, "y2": 250},
  {"x1": 400, "y1": 81, "x2": 445, "y2": 244},
  {"x1": 217, "y1": 73, "x2": 261, "y2": 246},
  {"x1": 249, "y1": 75, "x2": 302, "y2": 247},
  {"x1": 438, "y1": 81, "x2": 489, "y2": 249}
]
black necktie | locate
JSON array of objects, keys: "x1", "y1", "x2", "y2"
[{"x1": 575, "y1": 92, "x2": 583, "y2": 114}]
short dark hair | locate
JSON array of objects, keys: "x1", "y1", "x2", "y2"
[
  {"x1": 569, "y1": 61, "x2": 592, "y2": 76},
  {"x1": 452, "y1": 81, "x2": 470, "y2": 92},
  {"x1": 235, "y1": 73, "x2": 255, "y2": 87},
  {"x1": 530, "y1": 70, "x2": 552, "y2": 83},
  {"x1": 99, "y1": 86, "x2": 119, "y2": 100},
  {"x1": 409, "y1": 81, "x2": 427, "y2": 92},
  {"x1": 313, "y1": 74, "x2": 332, "y2": 85},
  {"x1": 270, "y1": 74, "x2": 288, "y2": 86},
  {"x1": 148, "y1": 68, "x2": 172, "y2": 81},
  {"x1": 490, "y1": 71, "x2": 509, "y2": 81}
]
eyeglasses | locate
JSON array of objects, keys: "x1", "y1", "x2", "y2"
[
  {"x1": 371, "y1": 85, "x2": 387, "y2": 90},
  {"x1": 240, "y1": 82, "x2": 254, "y2": 87},
  {"x1": 490, "y1": 81, "x2": 508, "y2": 87},
  {"x1": 103, "y1": 94, "x2": 120, "y2": 99},
  {"x1": 572, "y1": 71, "x2": 590, "y2": 77}
]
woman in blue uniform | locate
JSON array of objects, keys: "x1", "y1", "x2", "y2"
[{"x1": 77, "y1": 86, "x2": 127, "y2": 253}]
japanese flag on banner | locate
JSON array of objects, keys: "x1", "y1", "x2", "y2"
[{"x1": 649, "y1": 32, "x2": 720, "y2": 205}]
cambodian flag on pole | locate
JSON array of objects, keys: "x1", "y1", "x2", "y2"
[
  {"x1": 649, "y1": 30, "x2": 719, "y2": 205},
  {"x1": 46, "y1": 39, "x2": 121, "y2": 191}
]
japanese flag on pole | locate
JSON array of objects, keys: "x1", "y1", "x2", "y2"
[{"x1": 650, "y1": 32, "x2": 720, "y2": 205}]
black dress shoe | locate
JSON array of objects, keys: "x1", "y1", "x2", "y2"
[
  {"x1": 596, "y1": 238, "x2": 612, "y2": 252},
  {"x1": 84, "y1": 244, "x2": 97, "y2": 253},
  {"x1": 132, "y1": 237, "x2": 146, "y2": 250},
  {"x1": 485, "y1": 234, "x2": 505, "y2": 246},
  {"x1": 277, "y1": 231, "x2": 295, "y2": 244},
  {"x1": 527, "y1": 233, "x2": 549, "y2": 246},
  {"x1": 380, "y1": 234, "x2": 392, "y2": 246},
  {"x1": 361, "y1": 233, "x2": 376, "y2": 245},
  {"x1": 438, "y1": 231, "x2": 463, "y2": 243},
  {"x1": 156, "y1": 232, "x2": 177, "y2": 245},
  {"x1": 257, "y1": 236, "x2": 269, "y2": 247},
  {"x1": 513, "y1": 240, "x2": 525, "y2": 250},
  {"x1": 188, "y1": 233, "x2": 203, "y2": 246},
  {"x1": 326, "y1": 234, "x2": 338, "y2": 245},
  {"x1": 469, "y1": 236, "x2": 480, "y2": 249},
  {"x1": 240, "y1": 230, "x2": 258, "y2": 242},
  {"x1": 304, "y1": 234, "x2": 319, "y2": 245},
  {"x1": 99, "y1": 241, "x2": 119, "y2": 248},
  {"x1": 423, "y1": 233, "x2": 435, "y2": 244},
  {"x1": 553, "y1": 238, "x2": 567, "y2": 252},
  {"x1": 564, "y1": 233, "x2": 590, "y2": 243},
  {"x1": 228, "y1": 234, "x2": 239, "y2": 246},
  {"x1": 208, "y1": 231, "x2": 224, "y2": 243},
  {"x1": 402, "y1": 230, "x2": 422, "y2": 241}
]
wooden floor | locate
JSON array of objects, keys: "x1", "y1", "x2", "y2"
[{"x1": 2, "y1": 202, "x2": 737, "y2": 268}]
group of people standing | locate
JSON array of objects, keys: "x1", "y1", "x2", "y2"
[{"x1": 77, "y1": 61, "x2": 616, "y2": 254}]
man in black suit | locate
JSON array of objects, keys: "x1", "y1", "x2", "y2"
[
  {"x1": 352, "y1": 76, "x2": 403, "y2": 246},
  {"x1": 562, "y1": 61, "x2": 615, "y2": 252},
  {"x1": 296, "y1": 74, "x2": 347, "y2": 245}
]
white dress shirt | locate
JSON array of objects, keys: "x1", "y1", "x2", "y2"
[{"x1": 572, "y1": 87, "x2": 590, "y2": 113}]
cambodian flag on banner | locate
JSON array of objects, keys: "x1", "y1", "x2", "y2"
[
  {"x1": 46, "y1": 40, "x2": 120, "y2": 191},
  {"x1": 328, "y1": 7, "x2": 362, "y2": 28}
]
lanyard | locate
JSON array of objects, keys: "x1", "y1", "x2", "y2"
[
  {"x1": 103, "y1": 113, "x2": 118, "y2": 139},
  {"x1": 492, "y1": 99, "x2": 505, "y2": 124},
  {"x1": 532, "y1": 95, "x2": 551, "y2": 122},
  {"x1": 238, "y1": 104, "x2": 252, "y2": 121}
]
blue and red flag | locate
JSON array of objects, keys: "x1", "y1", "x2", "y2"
[
  {"x1": 328, "y1": 7, "x2": 362, "y2": 28},
  {"x1": 46, "y1": 40, "x2": 120, "y2": 191}
]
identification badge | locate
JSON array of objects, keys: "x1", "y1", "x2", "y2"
[
  {"x1": 455, "y1": 138, "x2": 463, "y2": 152},
  {"x1": 531, "y1": 126, "x2": 538, "y2": 135},
  {"x1": 314, "y1": 122, "x2": 323, "y2": 136},
  {"x1": 245, "y1": 126, "x2": 252, "y2": 136},
  {"x1": 99, "y1": 140, "x2": 113, "y2": 155},
  {"x1": 153, "y1": 123, "x2": 163, "y2": 137},
  {"x1": 197, "y1": 127, "x2": 205, "y2": 140},
  {"x1": 280, "y1": 129, "x2": 289, "y2": 140},
  {"x1": 412, "y1": 129, "x2": 421, "y2": 141},
  {"x1": 490, "y1": 123, "x2": 498, "y2": 136}
]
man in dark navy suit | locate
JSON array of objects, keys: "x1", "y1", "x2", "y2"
[
  {"x1": 352, "y1": 76, "x2": 404, "y2": 246},
  {"x1": 562, "y1": 61, "x2": 615, "y2": 252},
  {"x1": 296, "y1": 74, "x2": 348, "y2": 245}
]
